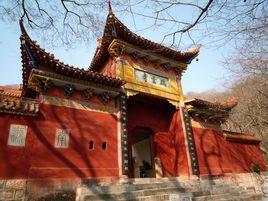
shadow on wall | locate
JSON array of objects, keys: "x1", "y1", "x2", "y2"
[
  {"x1": 153, "y1": 110, "x2": 189, "y2": 177},
  {"x1": 23, "y1": 104, "x2": 123, "y2": 199},
  {"x1": 26, "y1": 103, "x2": 120, "y2": 178},
  {"x1": 195, "y1": 127, "x2": 266, "y2": 175}
]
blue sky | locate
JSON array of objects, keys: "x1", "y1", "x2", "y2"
[{"x1": 0, "y1": 9, "x2": 231, "y2": 93}]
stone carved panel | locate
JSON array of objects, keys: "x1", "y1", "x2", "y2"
[
  {"x1": 169, "y1": 194, "x2": 192, "y2": 201},
  {"x1": 8, "y1": 124, "x2": 28, "y2": 146},
  {"x1": 55, "y1": 129, "x2": 69, "y2": 148}
]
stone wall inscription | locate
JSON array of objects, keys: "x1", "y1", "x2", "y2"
[
  {"x1": 8, "y1": 124, "x2": 28, "y2": 146},
  {"x1": 55, "y1": 129, "x2": 69, "y2": 148}
]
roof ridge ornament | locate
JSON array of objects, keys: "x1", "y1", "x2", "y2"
[
  {"x1": 89, "y1": 3, "x2": 200, "y2": 70},
  {"x1": 182, "y1": 44, "x2": 202, "y2": 54},
  {"x1": 19, "y1": 18, "x2": 28, "y2": 37},
  {"x1": 107, "y1": 0, "x2": 117, "y2": 38},
  {"x1": 108, "y1": 0, "x2": 113, "y2": 14},
  {"x1": 19, "y1": 19, "x2": 37, "y2": 68}
]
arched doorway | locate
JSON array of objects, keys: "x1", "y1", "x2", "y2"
[
  {"x1": 129, "y1": 127, "x2": 155, "y2": 178},
  {"x1": 126, "y1": 94, "x2": 177, "y2": 178}
]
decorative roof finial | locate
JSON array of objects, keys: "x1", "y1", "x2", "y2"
[
  {"x1": 108, "y1": 0, "x2": 113, "y2": 13},
  {"x1": 19, "y1": 18, "x2": 27, "y2": 35},
  {"x1": 19, "y1": 17, "x2": 31, "y2": 39}
]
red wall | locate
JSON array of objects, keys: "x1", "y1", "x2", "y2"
[
  {"x1": 127, "y1": 97, "x2": 266, "y2": 177},
  {"x1": 193, "y1": 127, "x2": 267, "y2": 175},
  {"x1": 154, "y1": 111, "x2": 190, "y2": 177},
  {"x1": 99, "y1": 57, "x2": 116, "y2": 77},
  {"x1": 1, "y1": 92, "x2": 266, "y2": 180},
  {"x1": 46, "y1": 87, "x2": 116, "y2": 108},
  {"x1": 0, "y1": 103, "x2": 119, "y2": 179},
  {"x1": 127, "y1": 97, "x2": 190, "y2": 177}
]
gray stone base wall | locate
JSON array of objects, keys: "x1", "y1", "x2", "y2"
[
  {"x1": 0, "y1": 172, "x2": 267, "y2": 200},
  {"x1": 0, "y1": 179, "x2": 27, "y2": 201},
  {"x1": 27, "y1": 179, "x2": 82, "y2": 201},
  {"x1": 0, "y1": 179, "x2": 81, "y2": 201},
  {"x1": 199, "y1": 172, "x2": 268, "y2": 193}
]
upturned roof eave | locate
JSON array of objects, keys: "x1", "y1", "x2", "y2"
[
  {"x1": 185, "y1": 98, "x2": 238, "y2": 112},
  {"x1": 19, "y1": 19, "x2": 125, "y2": 93},
  {"x1": 89, "y1": 12, "x2": 200, "y2": 71},
  {"x1": 0, "y1": 86, "x2": 39, "y2": 116}
]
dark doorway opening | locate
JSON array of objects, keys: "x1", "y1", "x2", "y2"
[{"x1": 129, "y1": 127, "x2": 155, "y2": 178}]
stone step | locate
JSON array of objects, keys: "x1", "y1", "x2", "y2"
[
  {"x1": 79, "y1": 180, "x2": 242, "y2": 196},
  {"x1": 83, "y1": 177, "x2": 208, "y2": 188},
  {"x1": 81, "y1": 187, "x2": 185, "y2": 201},
  {"x1": 119, "y1": 194, "x2": 169, "y2": 201},
  {"x1": 118, "y1": 193, "x2": 262, "y2": 201},
  {"x1": 216, "y1": 193, "x2": 263, "y2": 201},
  {"x1": 193, "y1": 191, "x2": 254, "y2": 201},
  {"x1": 79, "y1": 185, "x2": 245, "y2": 201},
  {"x1": 118, "y1": 193, "x2": 263, "y2": 201},
  {"x1": 77, "y1": 176, "x2": 261, "y2": 201}
]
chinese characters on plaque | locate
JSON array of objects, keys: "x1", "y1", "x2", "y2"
[
  {"x1": 8, "y1": 124, "x2": 28, "y2": 146},
  {"x1": 55, "y1": 129, "x2": 69, "y2": 148},
  {"x1": 135, "y1": 69, "x2": 169, "y2": 88}
]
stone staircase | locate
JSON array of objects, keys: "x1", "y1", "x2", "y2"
[{"x1": 76, "y1": 177, "x2": 264, "y2": 201}]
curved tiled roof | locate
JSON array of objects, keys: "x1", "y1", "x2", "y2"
[
  {"x1": 222, "y1": 131, "x2": 261, "y2": 144},
  {"x1": 185, "y1": 98, "x2": 238, "y2": 112},
  {"x1": 19, "y1": 19, "x2": 125, "y2": 97},
  {"x1": 185, "y1": 97, "x2": 238, "y2": 123},
  {"x1": 89, "y1": 11, "x2": 200, "y2": 71},
  {"x1": 0, "y1": 86, "x2": 22, "y2": 98},
  {"x1": 0, "y1": 86, "x2": 39, "y2": 116}
]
